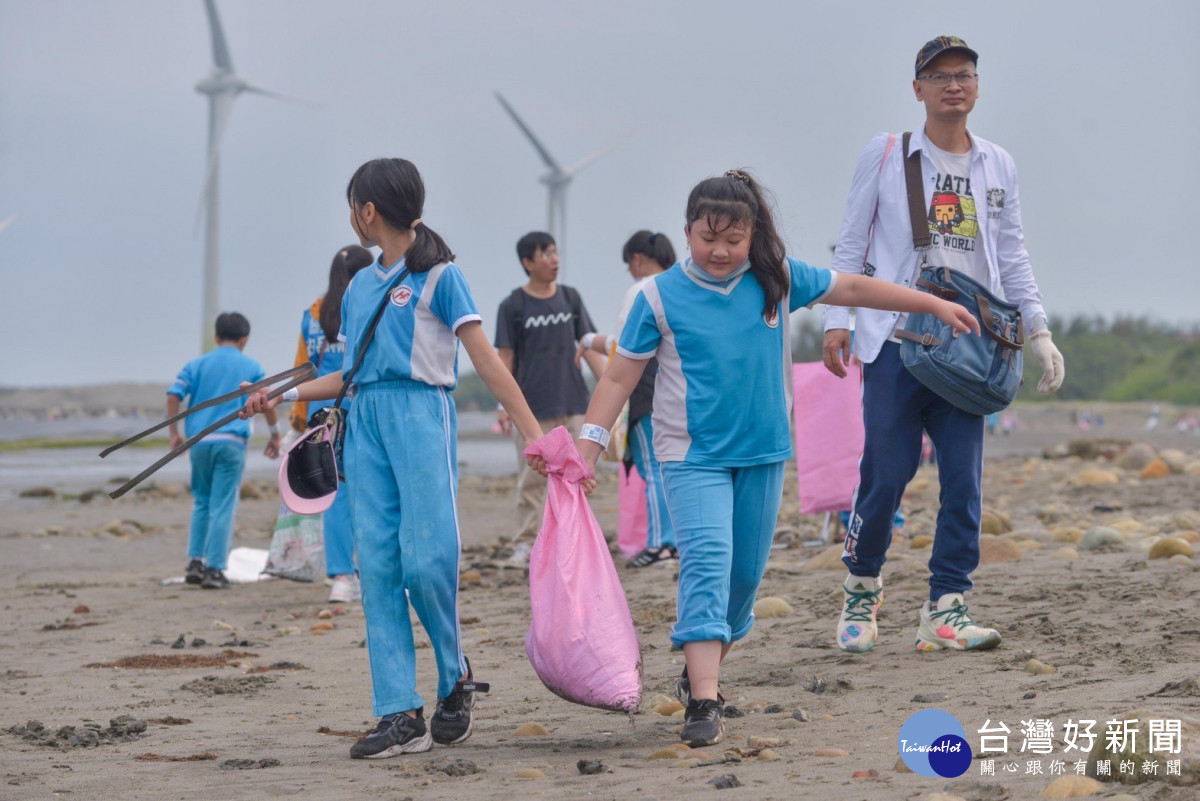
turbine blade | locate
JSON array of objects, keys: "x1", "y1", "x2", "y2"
[
  {"x1": 495, "y1": 92, "x2": 562, "y2": 173},
  {"x1": 202, "y1": 0, "x2": 234, "y2": 70},
  {"x1": 194, "y1": 92, "x2": 236, "y2": 234},
  {"x1": 564, "y1": 128, "x2": 635, "y2": 177},
  {"x1": 242, "y1": 84, "x2": 313, "y2": 106},
  {"x1": 0, "y1": 214, "x2": 14, "y2": 234}
]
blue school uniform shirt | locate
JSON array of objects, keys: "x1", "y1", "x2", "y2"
[
  {"x1": 339, "y1": 257, "x2": 482, "y2": 388},
  {"x1": 299, "y1": 302, "x2": 349, "y2": 416},
  {"x1": 167, "y1": 345, "x2": 266, "y2": 443},
  {"x1": 617, "y1": 257, "x2": 836, "y2": 466}
]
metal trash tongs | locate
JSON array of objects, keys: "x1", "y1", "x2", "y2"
[{"x1": 100, "y1": 363, "x2": 316, "y2": 499}]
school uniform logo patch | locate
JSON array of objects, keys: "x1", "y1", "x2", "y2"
[
  {"x1": 390, "y1": 286, "x2": 413, "y2": 307},
  {"x1": 764, "y1": 307, "x2": 779, "y2": 328}
]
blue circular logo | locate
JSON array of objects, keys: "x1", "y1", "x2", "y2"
[{"x1": 898, "y1": 709, "x2": 973, "y2": 777}]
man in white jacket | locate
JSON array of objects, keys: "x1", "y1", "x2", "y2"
[{"x1": 823, "y1": 36, "x2": 1065, "y2": 654}]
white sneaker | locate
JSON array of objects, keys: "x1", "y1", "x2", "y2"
[
  {"x1": 915, "y1": 593, "x2": 1001, "y2": 652},
  {"x1": 837, "y1": 574, "x2": 883, "y2": 653},
  {"x1": 329, "y1": 574, "x2": 361, "y2": 603},
  {"x1": 503, "y1": 541, "x2": 532, "y2": 569}
]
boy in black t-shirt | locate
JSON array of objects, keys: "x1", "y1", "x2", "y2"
[{"x1": 495, "y1": 232, "x2": 606, "y2": 563}]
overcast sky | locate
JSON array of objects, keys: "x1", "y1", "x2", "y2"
[{"x1": 2, "y1": 0, "x2": 1197, "y2": 387}]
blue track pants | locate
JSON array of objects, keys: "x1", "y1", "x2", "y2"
[{"x1": 187, "y1": 440, "x2": 246, "y2": 570}]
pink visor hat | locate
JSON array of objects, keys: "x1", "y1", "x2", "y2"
[{"x1": 278, "y1": 423, "x2": 340, "y2": 515}]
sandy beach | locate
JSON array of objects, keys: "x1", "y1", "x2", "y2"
[{"x1": 3, "y1": 402, "x2": 1200, "y2": 801}]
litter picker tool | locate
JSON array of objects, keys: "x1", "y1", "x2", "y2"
[{"x1": 101, "y1": 362, "x2": 316, "y2": 499}]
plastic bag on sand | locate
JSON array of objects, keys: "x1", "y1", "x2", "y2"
[
  {"x1": 263, "y1": 503, "x2": 326, "y2": 582},
  {"x1": 522, "y1": 426, "x2": 642, "y2": 712}
]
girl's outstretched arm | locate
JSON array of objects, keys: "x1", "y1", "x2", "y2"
[
  {"x1": 240, "y1": 371, "x2": 344, "y2": 417},
  {"x1": 825, "y1": 274, "x2": 981, "y2": 336},
  {"x1": 576, "y1": 354, "x2": 648, "y2": 494},
  {"x1": 458, "y1": 322, "x2": 546, "y2": 472}
]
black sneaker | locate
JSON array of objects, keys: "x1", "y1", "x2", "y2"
[
  {"x1": 350, "y1": 709, "x2": 432, "y2": 759},
  {"x1": 681, "y1": 698, "x2": 725, "y2": 746},
  {"x1": 185, "y1": 559, "x2": 205, "y2": 585},
  {"x1": 675, "y1": 666, "x2": 691, "y2": 705},
  {"x1": 199, "y1": 567, "x2": 229, "y2": 590},
  {"x1": 431, "y1": 661, "x2": 490, "y2": 745}
]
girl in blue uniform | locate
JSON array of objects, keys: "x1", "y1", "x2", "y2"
[
  {"x1": 290, "y1": 245, "x2": 374, "y2": 603},
  {"x1": 244, "y1": 158, "x2": 546, "y2": 760},
  {"x1": 575, "y1": 170, "x2": 978, "y2": 746}
]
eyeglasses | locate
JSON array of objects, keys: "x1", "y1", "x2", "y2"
[{"x1": 918, "y1": 71, "x2": 978, "y2": 88}]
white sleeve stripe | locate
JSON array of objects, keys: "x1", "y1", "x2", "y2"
[
  {"x1": 806, "y1": 272, "x2": 838, "y2": 309},
  {"x1": 451, "y1": 313, "x2": 482, "y2": 332},
  {"x1": 616, "y1": 345, "x2": 655, "y2": 360}
]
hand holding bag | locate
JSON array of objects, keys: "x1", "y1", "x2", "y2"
[{"x1": 522, "y1": 426, "x2": 643, "y2": 712}]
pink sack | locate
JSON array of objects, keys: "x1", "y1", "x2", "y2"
[
  {"x1": 792, "y1": 360, "x2": 865, "y2": 514},
  {"x1": 616, "y1": 462, "x2": 648, "y2": 561},
  {"x1": 522, "y1": 426, "x2": 642, "y2": 712}
]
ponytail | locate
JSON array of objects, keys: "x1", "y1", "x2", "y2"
[
  {"x1": 622, "y1": 229, "x2": 677, "y2": 268},
  {"x1": 346, "y1": 158, "x2": 455, "y2": 274},
  {"x1": 685, "y1": 170, "x2": 788, "y2": 315},
  {"x1": 319, "y1": 245, "x2": 373, "y2": 342}
]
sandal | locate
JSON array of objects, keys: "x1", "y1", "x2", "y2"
[{"x1": 628, "y1": 545, "x2": 678, "y2": 568}]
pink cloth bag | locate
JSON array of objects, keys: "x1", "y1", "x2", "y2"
[
  {"x1": 616, "y1": 462, "x2": 648, "y2": 561},
  {"x1": 792, "y1": 360, "x2": 865, "y2": 514},
  {"x1": 522, "y1": 426, "x2": 642, "y2": 712}
]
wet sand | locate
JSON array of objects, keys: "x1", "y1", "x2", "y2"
[{"x1": 3, "y1": 402, "x2": 1200, "y2": 800}]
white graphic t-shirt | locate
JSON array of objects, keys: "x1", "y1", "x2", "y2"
[{"x1": 922, "y1": 140, "x2": 987, "y2": 285}]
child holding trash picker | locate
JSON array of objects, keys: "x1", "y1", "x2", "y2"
[
  {"x1": 574, "y1": 170, "x2": 979, "y2": 746},
  {"x1": 242, "y1": 158, "x2": 547, "y2": 759}
]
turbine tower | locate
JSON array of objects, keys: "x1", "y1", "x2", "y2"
[
  {"x1": 495, "y1": 92, "x2": 629, "y2": 262},
  {"x1": 194, "y1": 0, "x2": 288, "y2": 352}
]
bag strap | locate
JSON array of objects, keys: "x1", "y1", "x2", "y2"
[
  {"x1": 333, "y1": 266, "x2": 411, "y2": 409},
  {"x1": 862, "y1": 133, "x2": 898, "y2": 271},
  {"x1": 902, "y1": 132, "x2": 933, "y2": 251}
]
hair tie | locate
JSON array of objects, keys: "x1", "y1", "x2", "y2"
[
  {"x1": 724, "y1": 169, "x2": 751, "y2": 184},
  {"x1": 647, "y1": 233, "x2": 659, "y2": 245},
  {"x1": 410, "y1": 218, "x2": 423, "y2": 230}
]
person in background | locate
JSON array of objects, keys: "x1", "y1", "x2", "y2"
[
  {"x1": 169, "y1": 312, "x2": 281, "y2": 590},
  {"x1": 578, "y1": 230, "x2": 678, "y2": 567},
  {"x1": 290, "y1": 245, "x2": 374, "y2": 602}
]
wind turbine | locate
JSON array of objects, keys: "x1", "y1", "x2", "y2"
[
  {"x1": 495, "y1": 92, "x2": 630, "y2": 262},
  {"x1": 194, "y1": 0, "x2": 290, "y2": 352}
]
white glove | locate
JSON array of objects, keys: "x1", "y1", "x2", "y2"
[{"x1": 1029, "y1": 330, "x2": 1065, "y2": 394}]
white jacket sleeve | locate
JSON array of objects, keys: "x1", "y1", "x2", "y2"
[
  {"x1": 992, "y1": 153, "x2": 1049, "y2": 333},
  {"x1": 824, "y1": 133, "x2": 890, "y2": 332}
]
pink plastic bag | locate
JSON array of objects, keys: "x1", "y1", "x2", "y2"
[
  {"x1": 792, "y1": 360, "x2": 865, "y2": 514},
  {"x1": 522, "y1": 426, "x2": 642, "y2": 712},
  {"x1": 616, "y1": 462, "x2": 648, "y2": 561}
]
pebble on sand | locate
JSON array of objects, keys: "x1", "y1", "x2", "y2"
[
  {"x1": 979, "y1": 535, "x2": 1022, "y2": 564},
  {"x1": 924, "y1": 794, "x2": 966, "y2": 801},
  {"x1": 753, "y1": 597, "x2": 794, "y2": 618},
  {"x1": 514, "y1": 769, "x2": 544, "y2": 779},
  {"x1": 758, "y1": 748, "x2": 781, "y2": 762},
  {"x1": 814, "y1": 748, "x2": 849, "y2": 757},
  {"x1": 310, "y1": 622, "x2": 334, "y2": 633},
  {"x1": 1039, "y1": 774, "x2": 1105, "y2": 798},
  {"x1": 910, "y1": 535, "x2": 934, "y2": 549},
  {"x1": 1169, "y1": 554, "x2": 1195, "y2": 568},
  {"x1": 1070, "y1": 469, "x2": 1119, "y2": 487},
  {"x1": 513, "y1": 722, "x2": 549, "y2": 737},
  {"x1": 894, "y1": 756, "x2": 913, "y2": 773},
  {"x1": 1079, "y1": 527, "x2": 1124, "y2": 551},
  {"x1": 980, "y1": 508, "x2": 1012, "y2": 534},
  {"x1": 1050, "y1": 527, "x2": 1085, "y2": 544},
  {"x1": 655, "y1": 700, "x2": 684, "y2": 716},
  {"x1": 1025, "y1": 659, "x2": 1055, "y2": 675},
  {"x1": 1049, "y1": 547, "x2": 1079, "y2": 561},
  {"x1": 1159, "y1": 449, "x2": 1188, "y2": 473},
  {"x1": 804, "y1": 545, "x2": 846, "y2": 570},
  {"x1": 1148, "y1": 537, "x2": 1195, "y2": 559},
  {"x1": 648, "y1": 748, "x2": 681, "y2": 760},
  {"x1": 1139, "y1": 459, "x2": 1170, "y2": 479}
]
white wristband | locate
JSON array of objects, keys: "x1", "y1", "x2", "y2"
[
  {"x1": 582, "y1": 333, "x2": 597, "y2": 350},
  {"x1": 579, "y1": 423, "x2": 611, "y2": 449},
  {"x1": 268, "y1": 423, "x2": 281, "y2": 435},
  {"x1": 282, "y1": 387, "x2": 300, "y2": 403}
]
